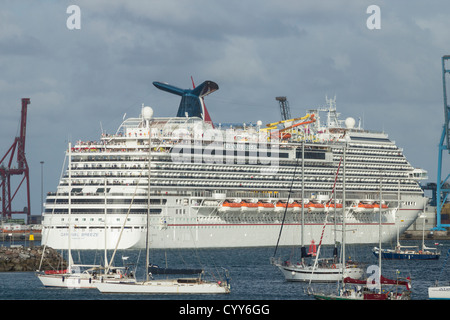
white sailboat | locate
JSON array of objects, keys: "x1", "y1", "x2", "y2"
[
  {"x1": 95, "y1": 274, "x2": 230, "y2": 294},
  {"x1": 95, "y1": 108, "x2": 230, "y2": 294},
  {"x1": 428, "y1": 249, "x2": 450, "y2": 299},
  {"x1": 273, "y1": 145, "x2": 363, "y2": 282},
  {"x1": 36, "y1": 143, "x2": 136, "y2": 288},
  {"x1": 37, "y1": 263, "x2": 135, "y2": 289},
  {"x1": 277, "y1": 257, "x2": 363, "y2": 283},
  {"x1": 310, "y1": 171, "x2": 412, "y2": 300}
]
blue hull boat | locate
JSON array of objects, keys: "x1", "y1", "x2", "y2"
[{"x1": 373, "y1": 246, "x2": 440, "y2": 260}]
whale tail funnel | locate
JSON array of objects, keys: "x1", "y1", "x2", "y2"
[{"x1": 153, "y1": 80, "x2": 218, "y2": 123}]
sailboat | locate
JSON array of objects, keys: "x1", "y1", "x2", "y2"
[
  {"x1": 373, "y1": 213, "x2": 440, "y2": 260},
  {"x1": 275, "y1": 243, "x2": 363, "y2": 282},
  {"x1": 36, "y1": 143, "x2": 136, "y2": 288},
  {"x1": 428, "y1": 249, "x2": 450, "y2": 299},
  {"x1": 312, "y1": 275, "x2": 411, "y2": 300},
  {"x1": 272, "y1": 144, "x2": 363, "y2": 283},
  {"x1": 37, "y1": 262, "x2": 135, "y2": 289},
  {"x1": 274, "y1": 204, "x2": 364, "y2": 283},
  {"x1": 310, "y1": 169, "x2": 412, "y2": 300},
  {"x1": 95, "y1": 111, "x2": 230, "y2": 294}
]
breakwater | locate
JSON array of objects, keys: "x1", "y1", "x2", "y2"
[{"x1": 0, "y1": 245, "x2": 67, "y2": 272}]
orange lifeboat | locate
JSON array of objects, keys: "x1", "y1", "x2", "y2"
[
  {"x1": 240, "y1": 200, "x2": 258, "y2": 211},
  {"x1": 257, "y1": 201, "x2": 275, "y2": 212},
  {"x1": 354, "y1": 202, "x2": 374, "y2": 213},
  {"x1": 219, "y1": 200, "x2": 241, "y2": 212},
  {"x1": 292, "y1": 201, "x2": 302, "y2": 212},
  {"x1": 373, "y1": 202, "x2": 389, "y2": 211},
  {"x1": 275, "y1": 201, "x2": 294, "y2": 212},
  {"x1": 326, "y1": 202, "x2": 343, "y2": 212},
  {"x1": 304, "y1": 201, "x2": 325, "y2": 213}
]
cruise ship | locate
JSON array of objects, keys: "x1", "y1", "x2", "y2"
[{"x1": 41, "y1": 80, "x2": 428, "y2": 250}]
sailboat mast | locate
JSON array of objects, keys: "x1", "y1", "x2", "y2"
[
  {"x1": 397, "y1": 180, "x2": 400, "y2": 248},
  {"x1": 379, "y1": 172, "x2": 383, "y2": 294},
  {"x1": 301, "y1": 142, "x2": 305, "y2": 262},
  {"x1": 342, "y1": 145, "x2": 346, "y2": 282},
  {"x1": 104, "y1": 178, "x2": 108, "y2": 269},
  {"x1": 422, "y1": 214, "x2": 426, "y2": 250},
  {"x1": 68, "y1": 142, "x2": 72, "y2": 271},
  {"x1": 146, "y1": 117, "x2": 152, "y2": 282}
]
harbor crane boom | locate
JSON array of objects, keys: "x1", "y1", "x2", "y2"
[
  {"x1": 434, "y1": 56, "x2": 450, "y2": 230},
  {"x1": 0, "y1": 98, "x2": 31, "y2": 219},
  {"x1": 276, "y1": 96, "x2": 291, "y2": 121}
]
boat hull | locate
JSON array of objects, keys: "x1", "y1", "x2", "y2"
[
  {"x1": 313, "y1": 292, "x2": 388, "y2": 300},
  {"x1": 37, "y1": 273, "x2": 135, "y2": 289},
  {"x1": 37, "y1": 273, "x2": 96, "y2": 289},
  {"x1": 373, "y1": 248, "x2": 440, "y2": 260},
  {"x1": 313, "y1": 289, "x2": 410, "y2": 300},
  {"x1": 95, "y1": 279, "x2": 230, "y2": 294},
  {"x1": 428, "y1": 286, "x2": 450, "y2": 299},
  {"x1": 276, "y1": 263, "x2": 364, "y2": 282}
]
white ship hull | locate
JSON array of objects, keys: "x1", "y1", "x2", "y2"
[
  {"x1": 41, "y1": 217, "x2": 143, "y2": 250},
  {"x1": 42, "y1": 205, "x2": 423, "y2": 250}
]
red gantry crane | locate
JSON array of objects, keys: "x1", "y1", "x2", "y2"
[{"x1": 0, "y1": 98, "x2": 31, "y2": 219}]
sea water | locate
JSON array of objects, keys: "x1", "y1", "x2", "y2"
[{"x1": 0, "y1": 240, "x2": 448, "y2": 301}]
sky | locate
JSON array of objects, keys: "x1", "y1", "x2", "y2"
[{"x1": 0, "y1": 0, "x2": 449, "y2": 218}]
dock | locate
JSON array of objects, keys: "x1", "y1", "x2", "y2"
[
  {"x1": 0, "y1": 229, "x2": 448, "y2": 244},
  {"x1": 400, "y1": 230, "x2": 449, "y2": 240},
  {"x1": 0, "y1": 232, "x2": 42, "y2": 242}
]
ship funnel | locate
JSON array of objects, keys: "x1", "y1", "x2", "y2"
[{"x1": 153, "y1": 80, "x2": 218, "y2": 120}]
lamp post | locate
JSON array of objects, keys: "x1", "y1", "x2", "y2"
[{"x1": 40, "y1": 161, "x2": 44, "y2": 215}]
